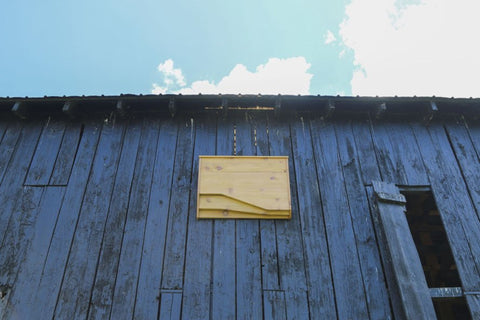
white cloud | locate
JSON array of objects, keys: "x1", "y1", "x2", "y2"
[
  {"x1": 156, "y1": 59, "x2": 186, "y2": 87},
  {"x1": 324, "y1": 30, "x2": 337, "y2": 44},
  {"x1": 151, "y1": 57, "x2": 313, "y2": 95},
  {"x1": 339, "y1": 0, "x2": 480, "y2": 97},
  {"x1": 151, "y1": 83, "x2": 167, "y2": 94}
]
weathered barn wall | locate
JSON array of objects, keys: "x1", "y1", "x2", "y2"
[{"x1": 0, "y1": 99, "x2": 479, "y2": 319}]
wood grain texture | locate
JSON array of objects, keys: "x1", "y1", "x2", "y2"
[
  {"x1": 159, "y1": 116, "x2": 195, "y2": 292},
  {"x1": 412, "y1": 122, "x2": 480, "y2": 291},
  {"x1": 372, "y1": 181, "x2": 436, "y2": 319},
  {"x1": 24, "y1": 119, "x2": 66, "y2": 186},
  {"x1": 54, "y1": 120, "x2": 125, "y2": 319},
  {"x1": 234, "y1": 112, "x2": 262, "y2": 320},
  {"x1": 159, "y1": 292, "x2": 182, "y2": 320},
  {"x1": 49, "y1": 121, "x2": 82, "y2": 185},
  {"x1": 33, "y1": 120, "x2": 102, "y2": 319},
  {"x1": 0, "y1": 122, "x2": 42, "y2": 250},
  {"x1": 351, "y1": 118, "x2": 382, "y2": 183},
  {"x1": 1, "y1": 187, "x2": 66, "y2": 319},
  {"x1": 257, "y1": 113, "x2": 281, "y2": 291},
  {"x1": 211, "y1": 115, "x2": 236, "y2": 319},
  {"x1": 263, "y1": 291, "x2": 287, "y2": 320},
  {"x1": 109, "y1": 118, "x2": 161, "y2": 318},
  {"x1": 181, "y1": 114, "x2": 215, "y2": 320},
  {"x1": 310, "y1": 117, "x2": 369, "y2": 319},
  {"x1": 335, "y1": 120, "x2": 392, "y2": 319},
  {"x1": 268, "y1": 115, "x2": 309, "y2": 319},
  {"x1": 88, "y1": 119, "x2": 142, "y2": 320},
  {"x1": 289, "y1": 115, "x2": 336, "y2": 319},
  {"x1": 3, "y1": 113, "x2": 480, "y2": 319},
  {"x1": 133, "y1": 118, "x2": 178, "y2": 319}
]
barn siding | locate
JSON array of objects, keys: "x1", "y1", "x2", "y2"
[{"x1": 0, "y1": 111, "x2": 479, "y2": 319}]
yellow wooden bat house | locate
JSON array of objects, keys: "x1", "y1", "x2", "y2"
[{"x1": 197, "y1": 156, "x2": 291, "y2": 219}]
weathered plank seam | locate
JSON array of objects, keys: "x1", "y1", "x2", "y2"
[
  {"x1": 307, "y1": 117, "x2": 339, "y2": 319},
  {"x1": 85, "y1": 119, "x2": 129, "y2": 318},
  {"x1": 51, "y1": 121, "x2": 104, "y2": 316}
]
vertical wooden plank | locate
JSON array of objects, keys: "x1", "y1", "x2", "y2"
[
  {"x1": 466, "y1": 294, "x2": 480, "y2": 319},
  {"x1": 159, "y1": 292, "x2": 182, "y2": 320},
  {"x1": 289, "y1": 115, "x2": 336, "y2": 319},
  {"x1": 0, "y1": 120, "x2": 8, "y2": 144},
  {"x1": 1, "y1": 187, "x2": 66, "y2": 320},
  {"x1": 234, "y1": 112, "x2": 262, "y2": 320},
  {"x1": 371, "y1": 122, "x2": 407, "y2": 184},
  {"x1": 268, "y1": 115, "x2": 309, "y2": 320},
  {"x1": 386, "y1": 122, "x2": 429, "y2": 185},
  {"x1": 181, "y1": 114, "x2": 215, "y2": 319},
  {"x1": 445, "y1": 121, "x2": 480, "y2": 218},
  {"x1": 53, "y1": 120, "x2": 125, "y2": 319},
  {"x1": 49, "y1": 122, "x2": 82, "y2": 185},
  {"x1": 412, "y1": 123, "x2": 480, "y2": 319},
  {"x1": 211, "y1": 115, "x2": 236, "y2": 319},
  {"x1": 351, "y1": 118, "x2": 382, "y2": 183},
  {"x1": 160, "y1": 116, "x2": 195, "y2": 291},
  {"x1": 0, "y1": 121, "x2": 21, "y2": 186},
  {"x1": 335, "y1": 120, "x2": 392, "y2": 320},
  {"x1": 0, "y1": 186, "x2": 44, "y2": 319},
  {"x1": 366, "y1": 186, "x2": 404, "y2": 319},
  {"x1": 372, "y1": 181, "x2": 437, "y2": 320},
  {"x1": 109, "y1": 118, "x2": 161, "y2": 318},
  {"x1": 133, "y1": 118, "x2": 178, "y2": 319},
  {"x1": 0, "y1": 122, "x2": 44, "y2": 300},
  {"x1": 466, "y1": 119, "x2": 480, "y2": 155},
  {"x1": 24, "y1": 119, "x2": 66, "y2": 185},
  {"x1": 263, "y1": 291, "x2": 287, "y2": 320},
  {"x1": 255, "y1": 112, "x2": 280, "y2": 291},
  {"x1": 32, "y1": 120, "x2": 102, "y2": 319},
  {"x1": 0, "y1": 122, "x2": 42, "y2": 247},
  {"x1": 310, "y1": 118, "x2": 369, "y2": 319},
  {"x1": 87, "y1": 119, "x2": 142, "y2": 320}
]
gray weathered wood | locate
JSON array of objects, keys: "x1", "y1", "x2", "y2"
[
  {"x1": 87, "y1": 119, "x2": 142, "y2": 320},
  {"x1": 235, "y1": 112, "x2": 262, "y2": 320},
  {"x1": 134, "y1": 118, "x2": 178, "y2": 319},
  {"x1": 0, "y1": 121, "x2": 22, "y2": 186},
  {"x1": 1, "y1": 187, "x2": 66, "y2": 319},
  {"x1": 446, "y1": 121, "x2": 480, "y2": 220},
  {"x1": 412, "y1": 122, "x2": 480, "y2": 318},
  {"x1": 211, "y1": 115, "x2": 236, "y2": 319},
  {"x1": 160, "y1": 116, "x2": 195, "y2": 291},
  {"x1": 386, "y1": 122, "x2": 429, "y2": 185},
  {"x1": 109, "y1": 118, "x2": 161, "y2": 318},
  {"x1": 159, "y1": 292, "x2": 182, "y2": 320},
  {"x1": 310, "y1": 117, "x2": 369, "y2": 319},
  {"x1": 351, "y1": 118, "x2": 382, "y2": 183},
  {"x1": 372, "y1": 180, "x2": 436, "y2": 320},
  {"x1": 268, "y1": 115, "x2": 309, "y2": 319},
  {"x1": 289, "y1": 115, "x2": 336, "y2": 319},
  {"x1": 263, "y1": 291, "x2": 287, "y2": 320},
  {"x1": 466, "y1": 294, "x2": 480, "y2": 319},
  {"x1": 256, "y1": 112, "x2": 280, "y2": 291},
  {"x1": 54, "y1": 120, "x2": 125, "y2": 319},
  {"x1": 181, "y1": 114, "x2": 215, "y2": 320},
  {"x1": 24, "y1": 119, "x2": 66, "y2": 186},
  {"x1": 429, "y1": 287, "x2": 463, "y2": 298},
  {"x1": 0, "y1": 122, "x2": 42, "y2": 248},
  {"x1": 371, "y1": 122, "x2": 408, "y2": 184},
  {"x1": 49, "y1": 121, "x2": 82, "y2": 185},
  {"x1": 335, "y1": 120, "x2": 392, "y2": 319},
  {"x1": 33, "y1": 120, "x2": 101, "y2": 319}
]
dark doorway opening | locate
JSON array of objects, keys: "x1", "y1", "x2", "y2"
[{"x1": 402, "y1": 190, "x2": 471, "y2": 320}]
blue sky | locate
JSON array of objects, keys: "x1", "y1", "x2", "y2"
[{"x1": 1, "y1": 0, "x2": 479, "y2": 97}]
